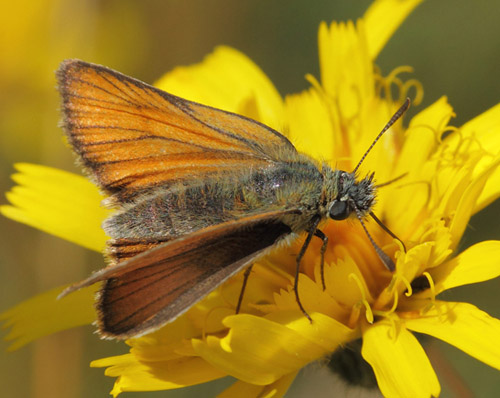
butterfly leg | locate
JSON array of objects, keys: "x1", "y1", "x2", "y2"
[
  {"x1": 235, "y1": 264, "x2": 254, "y2": 314},
  {"x1": 294, "y1": 216, "x2": 322, "y2": 323},
  {"x1": 314, "y1": 229, "x2": 328, "y2": 290}
]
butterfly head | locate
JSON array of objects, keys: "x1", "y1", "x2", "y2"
[
  {"x1": 318, "y1": 99, "x2": 411, "y2": 272},
  {"x1": 326, "y1": 98, "x2": 411, "y2": 223},
  {"x1": 328, "y1": 170, "x2": 376, "y2": 221}
]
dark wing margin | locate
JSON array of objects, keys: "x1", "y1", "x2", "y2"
[
  {"x1": 57, "y1": 59, "x2": 296, "y2": 203},
  {"x1": 58, "y1": 210, "x2": 295, "y2": 339}
]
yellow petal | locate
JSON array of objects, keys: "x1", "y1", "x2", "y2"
[
  {"x1": 439, "y1": 103, "x2": 500, "y2": 213},
  {"x1": 389, "y1": 97, "x2": 455, "y2": 233},
  {"x1": 395, "y1": 97, "x2": 454, "y2": 177},
  {"x1": 272, "y1": 272, "x2": 350, "y2": 321},
  {"x1": 219, "y1": 372, "x2": 297, "y2": 398},
  {"x1": 193, "y1": 313, "x2": 354, "y2": 385},
  {"x1": 1, "y1": 284, "x2": 96, "y2": 350},
  {"x1": 154, "y1": 46, "x2": 285, "y2": 131},
  {"x1": 128, "y1": 315, "x2": 201, "y2": 361},
  {"x1": 91, "y1": 353, "x2": 226, "y2": 396},
  {"x1": 448, "y1": 155, "x2": 500, "y2": 247},
  {"x1": 284, "y1": 87, "x2": 339, "y2": 162},
  {"x1": 456, "y1": 102, "x2": 500, "y2": 167},
  {"x1": 322, "y1": 254, "x2": 374, "y2": 307},
  {"x1": 405, "y1": 301, "x2": 500, "y2": 371},
  {"x1": 461, "y1": 103, "x2": 500, "y2": 212},
  {"x1": 430, "y1": 241, "x2": 500, "y2": 293},
  {"x1": 362, "y1": 322, "x2": 440, "y2": 398},
  {"x1": 1, "y1": 163, "x2": 108, "y2": 252},
  {"x1": 463, "y1": 102, "x2": 500, "y2": 134},
  {"x1": 476, "y1": 165, "x2": 500, "y2": 213},
  {"x1": 392, "y1": 242, "x2": 434, "y2": 298},
  {"x1": 318, "y1": 19, "x2": 374, "y2": 116},
  {"x1": 427, "y1": 220, "x2": 454, "y2": 266},
  {"x1": 364, "y1": 0, "x2": 424, "y2": 59}
]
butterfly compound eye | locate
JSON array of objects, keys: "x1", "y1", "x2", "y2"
[{"x1": 329, "y1": 200, "x2": 349, "y2": 220}]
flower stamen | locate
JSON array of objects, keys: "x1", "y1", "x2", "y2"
[
  {"x1": 401, "y1": 276, "x2": 413, "y2": 298},
  {"x1": 373, "y1": 289, "x2": 399, "y2": 318},
  {"x1": 420, "y1": 271, "x2": 438, "y2": 315},
  {"x1": 401, "y1": 78, "x2": 423, "y2": 105},
  {"x1": 348, "y1": 273, "x2": 374, "y2": 324},
  {"x1": 386, "y1": 314, "x2": 398, "y2": 340},
  {"x1": 379, "y1": 65, "x2": 424, "y2": 105},
  {"x1": 438, "y1": 126, "x2": 460, "y2": 143}
]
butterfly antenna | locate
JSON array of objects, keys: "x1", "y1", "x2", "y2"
[{"x1": 353, "y1": 98, "x2": 411, "y2": 174}]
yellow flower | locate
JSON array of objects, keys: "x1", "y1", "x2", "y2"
[{"x1": 2, "y1": 1, "x2": 500, "y2": 397}]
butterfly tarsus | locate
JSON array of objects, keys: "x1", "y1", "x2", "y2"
[
  {"x1": 235, "y1": 223, "x2": 328, "y2": 318},
  {"x1": 314, "y1": 229, "x2": 328, "y2": 290},
  {"x1": 294, "y1": 216, "x2": 322, "y2": 323}
]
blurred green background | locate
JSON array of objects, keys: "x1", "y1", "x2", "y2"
[{"x1": 1, "y1": 1, "x2": 499, "y2": 397}]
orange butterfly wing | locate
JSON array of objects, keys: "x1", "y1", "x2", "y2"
[
  {"x1": 57, "y1": 60, "x2": 296, "y2": 202},
  {"x1": 58, "y1": 210, "x2": 295, "y2": 338}
]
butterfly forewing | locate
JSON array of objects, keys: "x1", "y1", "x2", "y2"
[{"x1": 57, "y1": 60, "x2": 296, "y2": 202}]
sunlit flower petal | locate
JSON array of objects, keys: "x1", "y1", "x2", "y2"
[
  {"x1": 405, "y1": 301, "x2": 500, "y2": 371},
  {"x1": 0, "y1": 284, "x2": 96, "y2": 350},
  {"x1": 448, "y1": 155, "x2": 500, "y2": 247},
  {"x1": 154, "y1": 45, "x2": 285, "y2": 131},
  {"x1": 362, "y1": 321, "x2": 441, "y2": 398},
  {"x1": 318, "y1": 19, "x2": 373, "y2": 121},
  {"x1": 394, "y1": 96, "x2": 454, "y2": 178},
  {"x1": 284, "y1": 87, "x2": 338, "y2": 161},
  {"x1": 0, "y1": 163, "x2": 108, "y2": 252},
  {"x1": 193, "y1": 313, "x2": 355, "y2": 385},
  {"x1": 0, "y1": 164, "x2": 105, "y2": 348},
  {"x1": 364, "y1": 0, "x2": 423, "y2": 58},
  {"x1": 454, "y1": 103, "x2": 500, "y2": 211},
  {"x1": 91, "y1": 353, "x2": 226, "y2": 397},
  {"x1": 430, "y1": 240, "x2": 500, "y2": 293},
  {"x1": 219, "y1": 372, "x2": 297, "y2": 398}
]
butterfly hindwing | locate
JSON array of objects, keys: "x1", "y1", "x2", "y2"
[{"x1": 60, "y1": 210, "x2": 294, "y2": 338}]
